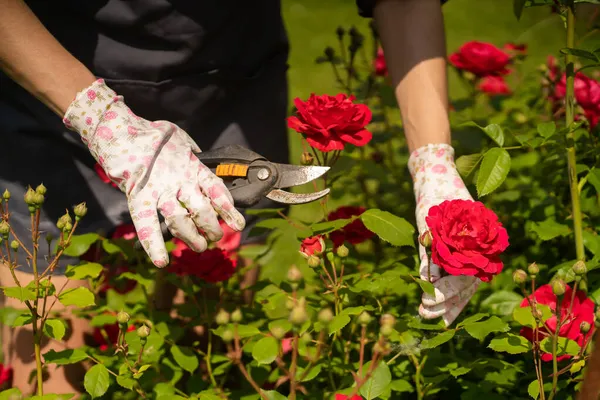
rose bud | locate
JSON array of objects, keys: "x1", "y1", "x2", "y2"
[
  {"x1": 0, "y1": 221, "x2": 10, "y2": 237},
  {"x1": 287, "y1": 265, "x2": 303, "y2": 283},
  {"x1": 32, "y1": 193, "x2": 44, "y2": 206},
  {"x1": 2, "y1": 189, "x2": 10, "y2": 200},
  {"x1": 528, "y1": 262, "x2": 539, "y2": 276},
  {"x1": 289, "y1": 305, "x2": 308, "y2": 326},
  {"x1": 307, "y1": 255, "x2": 321, "y2": 268},
  {"x1": 552, "y1": 279, "x2": 567, "y2": 296},
  {"x1": 380, "y1": 314, "x2": 396, "y2": 327},
  {"x1": 215, "y1": 309, "x2": 230, "y2": 325},
  {"x1": 513, "y1": 113, "x2": 528, "y2": 124},
  {"x1": 324, "y1": 46, "x2": 335, "y2": 61},
  {"x1": 10, "y1": 240, "x2": 19, "y2": 251},
  {"x1": 357, "y1": 311, "x2": 372, "y2": 326},
  {"x1": 137, "y1": 325, "x2": 150, "y2": 339},
  {"x1": 270, "y1": 325, "x2": 286, "y2": 340},
  {"x1": 74, "y1": 203, "x2": 88, "y2": 219},
  {"x1": 300, "y1": 152, "x2": 314, "y2": 166},
  {"x1": 23, "y1": 187, "x2": 36, "y2": 206},
  {"x1": 418, "y1": 231, "x2": 433, "y2": 249},
  {"x1": 221, "y1": 329, "x2": 234, "y2": 343},
  {"x1": 580, "y1": 321, "x2": 591, "y2": 334},
  {"x1": 336, "y1": 244, "x2": 349, "y2": 258},
  {"x1": 318, "y1": 308, "x2": 334, "y2": 325},
  {"x1": 231, "y1": 309, "x2": 243, "y2": 323},
  {"x1": 116, "y1": 311, "x2": 130, "y2": 325},
  {"x1": 300, "y1": 236, "x2": 325, "y2": 259},
  {"x1": 286, "y1": 299, "x2": 295, "y2": 310},
  {"x1": 300, "y1": 332, "x2": 312, "y2": 343},
  {"x1": 35, "y1": 183, "x2": 47, "y2": 195},
  {"x1": 336, "y1": 26, "x2": 345, "y2": 40},
  {"x1": 513, "y1": 269, "x2": 528, "y2": 285},
  {"x1": 380, "y1": 324, "x2": 393, "y2": 337},
  {"x1": 572, "y1": 260, "x2": 587, "y2": 276}
]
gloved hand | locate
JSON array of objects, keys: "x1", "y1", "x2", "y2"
[
  {"x1": 408, "y1": 143, "x2": 480, "y2": 326},
  {"x1": 63, "y1": 79, "x2": 245, "y2": 267}
]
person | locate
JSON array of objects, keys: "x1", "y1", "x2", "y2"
[{"x1": 0, "y1": 0, "x2": 479, "y2": 394}]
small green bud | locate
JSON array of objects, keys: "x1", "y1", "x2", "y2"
[
  {"x1": 527, "y1": 262, "x2": 539, "y2": 276},
  {"x1": 372, "y1": 342, "x2": 386, "y2": 354},
  {"x1": 231, "y1": 308, "x2": 243, "y2": 323},
  {"x1": 2, "y1": 189, "x2": 10, "y2": 200},
  {"x1": 418, "y1": 231, "x2": 433, "y2": 248},
  {"x1": 28, "y1": 206, "x2": 36, "y2": 214},
  {"x1": 336, "y1": 244, "x2": 349, "y2": 258},
  {"x1": 56, "y1": 212, "x2": 72, "y2": 230},
  {"x1": 380, "y1": 324, "x2": 394, "y2": 337},
  {"x1": 512, "y1": 269, "x2": 528, "y2": 285},
  {"x1": 74, "y1": 202, "x2": 88, "y2": 219},
  {"x1": 10, "y1": 240, "x2": 19, "y2": 251},
  {"x1": 300, "y1": 152, "x2": 314, "y2": 166},
  {"x1": 23, "y1": 187, "x2": 36, "y2": 206},
  {"x1": 63, "y1": 222, "x2": 73, "y2": 233},
  {"x1": 318, "y1": 308, "x2": 334, "y2": 325},
  {"x1": 380, "y1": 314, "x2": 396, "y2": 327},
  {"x1": 552, "y1": 279, "x2": 566, "y2": 296},
  {"x1": 137, "y1": 325, "x2": 150, "y2": 339},
  {"x1": 286, "y1": 299, "x2": 295, "y2": 310},
  {"x1": 45, "y1": 233, "x2": 54, "y2": 246},
  {"x1": 270, "y1": 326, "x2": 286, "y2": 339},
  {"x1": 32, "y1": 193, "x2": 44, "y2": 206},
  {"x1": 35, "y1": 184, "x2": 47, "y2": 195},
  {"x1": 307, "y1": 255, "x2": 321, "y2": 268},
  {"x1": 336, "y1": 26, "x2": 345, "y2": 39},
  {"x1": 463, "y1": 71, "x2": 476, "y2": 81},
  {"x1": 221, "y1": 329, "x2": 234, "y2": 342},
  {"x1": 513, "y1": 113, "x2": 528, "y2": 124},
  {"x1": 357, "y1": 311, "x2": 372, "y2": 326},
  {"x1": 300, "y1": 332, "x2": 312, "y2": 343},
  {"x1": 116, "y1": 311, "x2": 130, "y2": 325},
  {"x1": 287, "y1": 265, "x2": 303, "y2": 283},
  {"x1": 324, "y1": 46, "x2": 335, "y2": 61},
  {"x1": 0, "y1": 220, "x2": 10, "y2": 236},
  {"x1": 580, "y1": 321, "x2": 591, "y2": 334},
  {"x1": 289, "y1": 306, "x2": 308, "y2": 326},
  {"x1": 572, "y1": 260, "x2": 587, "y2": 276},
  {"x1": 215, "y1": 309, "x2": 230, "y2": 325}
]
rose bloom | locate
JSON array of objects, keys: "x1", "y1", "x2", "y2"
[
  {"x1": 216, "y1": 219, "x2": 242, "y2": 255},
  {"x1": 169, "y1": 239, "x2": 237, "y2": 283},
  {"x1": 300, "y1": 235, "x2": 325, "y2": 258},
  {"x1": 503, "y1": 42, "x2": 527, "y2": 57},
  {"x1": 94, "y1": 322, "x2": 136, "y2": 351},
  {"x1": 335, "y1": 395, "x2": 363, "y2": 400},
  {"x1": 328, "y1": 206, "x2": 374, "y2": 248},
  {"x1": 287, "y1": 94, "x2": 372, "y2": 152},
  {"x1": 478, "y1": 76, "x2": 511, "y2": 96},
  {"x1": 425, "y1": 199, "x2": 509, "y2": 282},
  {"x1": 520, "y1": 284, "x2": 594, "y2": 362},
  {"x1": 373, "y1": 48, "x2": 387, "y2": 77},
  {"x1": 449, "y1": 41, "x2": 511, "y2": 77},
  {"x1": 0, "y1": 363, "x2": 12, "y2": 387}
]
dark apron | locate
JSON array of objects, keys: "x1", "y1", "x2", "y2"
[{"x1": 0, "y1": 0, "x2": 290, "y2": 271}]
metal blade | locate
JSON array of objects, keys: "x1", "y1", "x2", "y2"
[
  {"x1": 265, "y1": 188, "x2": 330, "y2": 204},
  {"x1": 272, "y1": 163, "x2": 330, "y2": 188}
]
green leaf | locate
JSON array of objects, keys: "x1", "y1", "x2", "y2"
[
  {"x1": 460, "y1": 122, "x2": 504, "y2": 147},
  {"x1": 0, "y1": 388, "x2": 22, "y2": 400},
  {"x1": 408, "y1": 318, "x2": 446, "y2": 331},
  {"x1": 530, "y1": 219, "x2": 571, "y2": 241},
  {"x1": 540, "y1": 337, "x2": 581, "y2": 357},
  {"x1": 62, "y1": 233, "x2": 100, "y2": 257},
  {"x1": 415, "y1": 278, "x2": 435, "y2": 296},
  {"x1": 570, "y1": 360, "x2": 586, "y2": 374},
  {"x1": 65, "y1": 263, "x2": 104, "y2": 280},
  {"x1": 117, "y1": 272, "x2": 153, "y2": 289},
  {"x1": 43, "y1": 319, "x2": 67, "y2": 341},
  {"x1": 560, "y1": 47, "x2": 600, "y2": 62},
  {"x1": 133, "y1": 364, "x2": 151, "y2": 379},
  {"x1": 514, "y1": 0, "x2": 527, "y2": 19},
  {"x1": 421, "y1": 330, "x2": 456, "y2": 349},
  {"x1": 359, "y1": 361, "x2": 392, "y2": 399},
  {"x1": 328, "y1": 314, "x2": 351, "y2": 336},
  {"x1": 58, "y1": 287, "x2": 95, "y2": 307},
  {"x1": 298, "y1": 364, "x2": 322, "y2": 382},
  {"x1": 528, "y1": 380, "x2": 540, "y2": 399},
  {"x1": 43, "y1": 349, "x2": 88, "y2": 365},
  {"x1": 212, "y1": 324, "x2": 260, "y2": 339},
  {"x1": 2, "y1": 286, "x2": 36, "y2": 302},
  {"x1": 488, "y1": 333, "x2": 532, "y2": 354},
  {"x1": 170, "y1": 345, "x2": 199, "y2": 373},
  {"x1": 481, "y1": 291, "x2": 523, "y2": 316},
  {"x1": 456, "y1": 154, "x2": 483, "y2": 178},
  {"x1": 261, "y1": 391, "x2": 288, "y2": 400},
  {"x1": 457, "y1": 313, "x2": 489, "y2": 328},
  {"x1": 476, "y1": 148, "x2": 511, "y2": 197},
  {"x1": 84, "y1": 364, "x2": 110, "y2": 398},
  {"x1": 537, "y1": 121, "x2": 556, "y2": 138},
  {"x1": 251, "y1": 336, "x2": 279, "y2": 365},
  {"x1": 390, "y1": 379, "x2": 414, "y2": 393},
  {"x1": 360, "y1": 209, "x2": 415, "y2": 248},
  {"x1": 11, "y1": 313, "x2": 33, "y2": 327},
  {"x1": 512, "y1": 305, "x2": 553, "y2": 328},
  {"x1": 463, "y1": 316, "x2": 509, "y2": 340},
  {"x1": 311, "y1": 218, "x2": 355, "y2": 235},
  {"x1": 90, "y1": 313, "x2": 117, "y2": 327}
]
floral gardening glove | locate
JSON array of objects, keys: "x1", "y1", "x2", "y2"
[
  {"x1": 408, "y1": 144, "x2": 480, "y2": 326},
  {"x1": 63, "y1": 79, "x2": 246, "y2": 267}
]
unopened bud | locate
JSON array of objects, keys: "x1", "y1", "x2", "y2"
[
  {"x1": 318, "y1": 308, "x2": 334, "y2": 325},
  {"x1": 380, "y1": 324, "x2": 394, "y2": 337},
  {"x1": 357, "y1": 311, "x2": 372, "y2": 326},
  {"x1": 463, "y1": 71, "x2": 476, "y2": 81},
  {"x1": 336, "y1": 26, "x2": 345, "y2": 40},
  {"x1": 552, "y1": 279, "x2": 566, "y2": 296},
  {"x1": 10, "y1": 240, "x2": 18, "y2": 251},
  {"x1": 0, "y1": 221, "x2": 10, "y2": 237},
  {"x1": 231, "y1": 308, "x2": 243, "y2": 323},
  {"x1": 74, "y1": 203, "x2": 88, "y2": 219},
  {"x1": 221, "y1": 329, "x2": 234, "y2": 342},
  {"x1": 528, "y1": 262, "x2": 539, "y2": 276},
  {"x1": 286, "y1": 299, "x2": 295, "y2": 310},
  {"x1": 580, "y1": 321, "x2": 591, "y2": 334},
  {"x1": 513, "y1": 113, "x2": 528, "y2": 124},
  {"x1": 270, "y1": 326, "x2": 286, "y2": 339},
  {"x1": 308, "y1": 255, "x2": 321, "y2": 268},
  {"x1": 24, "y1": 187, "x2": 36, "y2": 206},
  {"x1": 2, "y1": 189, "x2": 10, "y2": 200},
  {"x1": 380, "y1": 314, "x2": 396, "y2": 327},
  {"x1": 572, "y1": 260, "x2": 587, "y2": 276},
  {"x1": 418, "y1": 231, "x2": 433, "y2": 248},
  {"x1": 300, "y1": 152, "x2": 314, "y2": 166},
  {"x1": 56, "y1": 213, "x2": 72, "y2": 230},
  {"x1": 117, "y1": 311, "x2": 130, "y2": 325},
  {"x1": 289, "y1": 306, "x2": 308, "y2": 326},
  {"x1": 137, "y1": 325, "x2": 150, "y2": 339},
  {"x1": 35, "y1": 184, "x2": 47, "y2": 195},
  {"x1": 45, "y1": 234, "x2": 54, "y2": 246},
  {"x1": 215, "y1": 309, "x2": 230, "y2": 325},
  {"x1": 372, "y1": 342, "x2": 385, "y2": 354},
  {"x1": 532, "y1": 308, "x2": 544, "y2": 320},
  {"x1": 537, "y1": 63, "x2": 549, "y2": 73},
  {"x1": 324, "y1": 46, "x2": 335, "y2": 61},
  {"x1": 32, "y1": 193, "x2": 44, "y2": 206},
  {"x1": 335, "y1": 245, "x2": 349, "y2": 259},
  {"x1": 513, "y1": 269, "x2": 528, "y2": 285},
  {"x1": 287, "y1": 265, "x2": 303, "y2": 282},
  {"x1": 64, "y1": 222, "x2": 73, "y2": 233},
  {"x1": 300, "y1": 332, "x2": 312, "y2": 343}
]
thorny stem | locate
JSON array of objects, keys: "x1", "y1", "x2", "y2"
[
  {"x1": 232, "y1": 325, "x2": 269, "y2": 400},
  {"x1": 31, "y1": 209, "x2": 43, "y2": 396},
  {"x1": 298, "y1": 330, "x2": 326, "y2": 382},
  {"x1": 415, "y1": 355, "x2": 428, "y2": 400},
  {"x1": 358, "y1": 325, "x2": 367, "y2": 378},
  {"x1": 289, "y1": 333, "x2": 300, "y2": 400},
  {"x1": 347, "y1": 336, "x2": 385, "y2": 398}
]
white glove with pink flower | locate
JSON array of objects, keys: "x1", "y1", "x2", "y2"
[
  {"x1": 63, "y1": 79, "x2": 245, "y2": 267},
  {"x1": 408, "y1": 144, "x2": 480, "y2": 326}
]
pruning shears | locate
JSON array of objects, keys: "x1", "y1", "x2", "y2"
[{"x1": 196, "y1": 145, "x2": 330, "y2": 208}]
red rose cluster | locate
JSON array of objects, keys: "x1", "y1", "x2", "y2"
[
  {"x1": 426, "y1": 199, "x2": 509, "y2": 282},
  {"x1": 448, "y1": 41, "x2": 527, "y2": 96},
  {"x1": 519, "y1": 284, "x2": 594, "y2": 362},
  {"x1": 287, "y1": 94, "x2": 372, "y2": 152},
  {"x1": 546, "y1": 55, "x2": 600, "y2": 129},
  {"x1": 327, "y1": 206, "x2": 374, "y2": 248}
]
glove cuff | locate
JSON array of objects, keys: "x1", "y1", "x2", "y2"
[
  {"x1": 407, "y1": 143, "x2": 456, "y2": 181},
  {"x1": 62, "y1": 79, "x2": 122, "y2": 146}
]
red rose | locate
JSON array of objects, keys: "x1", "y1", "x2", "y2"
[
  {"x1": 478, "y1": 76, "x2": 511, "y2": 96},
  {"x1": 449, "y1": 41, "x2": 511, "y2": 77},
  {"x1": 425, "y1": 199, "x2": 509, "y2": 282},
  {"x1": 373, "y1": 48, "x2": 387, "y2": 77},
  {"x1": 216, "y1": 219, "x2": 242, "y2": 255},
  {"x1": 552, "y1": 70, "x2": 600, "y2": 129},
  {"x1": 520, "y1": 284, "x2": 594, "y2": 362},
  {"x1": 169, "y1": 239, "x2": 237, "y2": 283},
  {"x1": 287, "y1": 94, "x2": 372, "y2": 152},
  {"x1": 0, "y1": 363, "x2": 13, "y2": 387},
  {"x1": 335, "y1": 395, "x2": 363, "y2": 400},
  {"x1": 93, "y1": 322, "x2": 136, "y2": 351},
  {"x1": 503, "y1": 43, "x2": 527, "y2": 57},
  {"x1": 94, "y1": 163, "x2": 118, "y2": 189},
  {"x1": 328, "y1": 206, "x2": 374, "y2": 248},
  {"x1": 112, "y1": 223, "x2": 137, "y2": 241},
  {"x1": 300, "y1": 235, "x2": 325, "y2": 258}
]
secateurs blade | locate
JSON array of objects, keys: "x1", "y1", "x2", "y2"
[{"x1": 195, "y1": 145, "x2": 330, "y2": 208}]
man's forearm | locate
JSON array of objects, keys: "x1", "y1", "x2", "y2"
[
  {"x1": 373, "y1": 0, "x2": 451, "y2": 152},
  {"x1": 0, "y1": 0, "x2": 96, "y2": 116}
]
